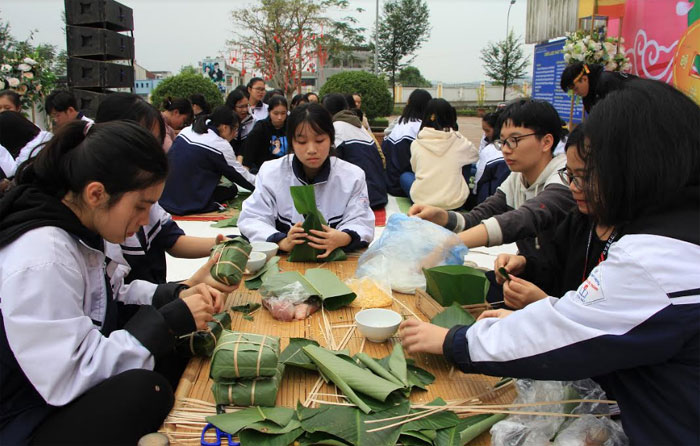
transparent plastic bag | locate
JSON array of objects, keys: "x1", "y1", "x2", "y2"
[
  {"x1": 553, "y1": 415, "x2": 628, "y2": 446},
  {"x1": 261, "y1": 282, "x2": 320, "y2": 322},
  {"x1": 355, "y1": 214, "x2": 469, "y2": 294}
]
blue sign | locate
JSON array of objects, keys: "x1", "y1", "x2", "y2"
[{"x1": 532, "y1": 39, "x2": 583, "y2": 124}]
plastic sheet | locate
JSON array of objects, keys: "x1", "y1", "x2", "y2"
[
  {"x1": 553, "y1": 415, "x2": 628, "y2": 446},
  {"x1": 355, "y1": 214, "x2": 469, "y2": 293},
  {"x1": 261, "y1": 282, "x2": 320, "y2": 322}
]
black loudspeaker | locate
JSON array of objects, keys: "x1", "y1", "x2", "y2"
[
  {"x1": 68, "y1": 58, "x2": 134, "y2": 89},
  {"x1": 72, "y1": 89, "x2": 108, "y2": 118},
  {"x1": 67, "y1": 26, "x2": 134, "y2": 60},
  {"x1": 65, "y1": 0, "x2": 134, "y2": 32}
]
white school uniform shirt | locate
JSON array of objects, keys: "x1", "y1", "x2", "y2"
[{"x1": 0, "y1": 130, "x2": 53, "y2": 178}]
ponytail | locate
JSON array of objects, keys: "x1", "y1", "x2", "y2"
[
  {"x1": 161, "y1": 97, "x2": 193, "y2": 117},
  {"x1": 17, "y1": 120, "x2": 168, "y2": 205},
  {"x1": 192, "y1": 106, "x2": 239, "y2": 135}
]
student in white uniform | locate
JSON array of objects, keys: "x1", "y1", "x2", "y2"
[
  {"x1": 0, "y1": 111, "x2": 52, "y2": 178},
  {"x1": 44, "y1": 89, "x2": 94, "y2": 130},
  {"x1": 247, "y1": 77, "x2": 269, "y2": 122},
  {"x1": 0, "y1": 120, "x2": 224, "y2": 445},
  {"x1": 238, "y1": 103, "x2": 374, "y2": 259}
]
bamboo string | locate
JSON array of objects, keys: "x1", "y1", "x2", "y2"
[{"x1": 391, "y1": 294, "x2": 421, "y2": 320}]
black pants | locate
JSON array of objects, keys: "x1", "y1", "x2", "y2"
[
  {"x1": 211, "y1": 184, "x2": 238, "y2": 205},
  {"x1": 30, "y1": 369, "x2": 174, "y2": 445}
]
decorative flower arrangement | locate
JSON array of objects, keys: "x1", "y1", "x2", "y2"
[
  {"x1": 563, "y1": 31, "x2": 631, "y2": 72},
  {"x1": 0, "y1": 53, "x2": 57, "y2": 112}
]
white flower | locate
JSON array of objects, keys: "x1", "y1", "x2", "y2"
[
  {"x1": 594, "y1": 50, "x2": 605, "y2": 60},
  {"x1": 22, "y1": 72, "x2": 34, "y2": 79},
  {"x1": 574, "y1": 53, "x2": 585, "y2": 62},
  {"x1": 0, "y1": 64, "x2": 11, "y2": 73},
  {"x1": 576, "y1": 41, "x2": 586, "y2": 52},
  {"x1": 16, "y1": 63, "x2": 31, "y2": 72},
  {"x1": 22, "y1": 57, "x2": 37, "y2": 65},
  {"x1": 7, "y1": 77, "x2": 20, "y2": 87},
  {"x1": 564, "y1": 53, "x2": 572, "y2": 63},
  {"x1": 605, "y1": 61, "x2": 618, "y2": 71}
]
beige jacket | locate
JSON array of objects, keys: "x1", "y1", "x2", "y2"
[{"x1": 410, "y1": 127, "x2": 479, "y2": 210}]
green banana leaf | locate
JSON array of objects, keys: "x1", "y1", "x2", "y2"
[
  {"x1": 288, "y1": 185, "x2": 347, "y2": 263},
  {"x1": 230, "y1": 303, "x2": 262, "y2": 322},
  {"x1": 375, "y1": 356, "x2": 435, "y2": 392},
  {"x1": 210, "y1": 237, "x2": 252, "y2": 286},
  {"x1": 399, "y1": 430, "x2": 436, "y2": 445},
  {"x1": 423, "y1": 265, "x2": 490, "y2": 306},
  {"x1": 387, "y1": 343, "x2": 409, "y2": 387},
  {"x1": 210, "y1": 215, "x2": 238, "y2": 228},
  {"x1": 211, "y1": 364, "x2": 284, "y2": 406},
  {"x1": 302, "y1": 345, "x2": 403, "y2": 414},
  {"x1": 239, "y1": 427, "x2": 304, "y2": 446},
  {"x1": 175, "y1": 311, "x2": 231, "y2": 357},
  {"x1": 280, "y1": 338, "x2": 321, "y2": 371},
  {"x1": 401, "y1": 399, "x2": 460, "y2": 432},
  {"x1": 458, "y1": 413, "x2": 507, "y2": 444},
  {"x1": 206, "y1": 406, "x2": 295, "y2": 435},
  {"x1": 430, "y1": 302, "x2": 476, "y2": 329},
  {"x1": 260, "y1": 270, "x2": 356, "y2": 310},
  {"x1": 298, "y1": 431, "x2": 352, "y2": 445},
  {"x1": 245, "y1": 256, "x2": 280, "y2": 290},
  {"x1": 243, "y1": 418, "x2": 301, "y2": 435},
  {"x1": 298, "y1": 400, "x2": 411, "y2": 446},
  {"x1": 210, "y1": 331, "x2": 280, "y2": 380},
  {"x1": 355, "y1": 353, "x2": 405, "y2": 388}
]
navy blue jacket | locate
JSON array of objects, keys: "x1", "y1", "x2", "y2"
[{"x1": 382, "y1": 120, "x2": 421, "y2": 197}]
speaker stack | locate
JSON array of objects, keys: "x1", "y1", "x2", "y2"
[{"x1": 65, "y1": 0, "x2": 134, "y2": 117}]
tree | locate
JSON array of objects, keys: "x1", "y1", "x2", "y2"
[
  {"x1": 150, "y1": 73, "x2": 223, "y2": 110},
  {"x1": 319, "y1": 71, "x2": 392, "y2": 119},
  {"x1": 480, "y1": 30, "x2": 530, "y2": 101},
  {"x1": 179, "y1": 65, "x2": 198, "y2": 76},
  {"x1": 228, "y1": 0, "x2": 366, "y2": 97},
  {"x1": 396, "y1": 66, "x2": 431, "y2": 87},
  {"x1": 376, "y1": 0, "x2": 430, "y2": 98}
]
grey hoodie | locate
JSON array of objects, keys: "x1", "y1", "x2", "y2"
[{"x1": 445, "y1": 154, "x2": 575, "y2": 259}]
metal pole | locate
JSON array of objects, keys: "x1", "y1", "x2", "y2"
[
  {"x1": 504, "y1": 0, "x2": 515, "y2": 101},
  {"x1": 374, "y1": 0, "x2": 379, "y2": 75},
  {"x1": 506, "y1": 0, "x2": 515, "y2": 37}
]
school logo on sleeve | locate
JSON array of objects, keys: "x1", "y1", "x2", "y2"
[{"x1": 575, "y1": 266, "x2": 605, "y2": 306}]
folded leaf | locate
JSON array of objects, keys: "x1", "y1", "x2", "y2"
[
  {"x1": 210, "y1": 237, "x2": 252, "y2": 286},
  {"x1": 304, "y1": 268, "x2": 356, "y2": 309},
  {"x1": 298, "y1": 431, "x2": 352, "y2": 445},
  {"x1": 207, "y1": 406, "x2": 295, "y2": 435},
  {"x1": 302, "y1": 345, "x2": 403, "y2": 414},
  {"x1": 288, "y1": 185, "x2": 347, "y2": 263},
  {"x1": 211, "y1": 364, "x2": 284, "y2": 406},
  {"x1": 245, "y1": 256, "x2": 280, "y2": 290},
  {"x1": 210, "y1": 331, "x2": 280, "y2": 380},
  {"x1": 376, "y1": 356, "x2": 435, "y2": 392},
  {"x1": 230, "y1": 303, "x2": 262, "y2": 315},
  {"x1": 458, "y1": 413, "x2": 507, "y2": 444},
  {"x1": 239, "y1": 427, "x2": 304, "y2": 446},
  {"x1": 387, "y1": 343, "x2": 409, "y2": 387},
  {"x1": 423, "y1": 265, "x2": 490, "y2": 306},
  {"x1": 175, "y1": 311, "x2": 231, "y2": 357},
  {"x1": 210, "y1": 215, "x2": 238, "y2": 228},
  {"x1": 355, "y1": 353, "x2": 405, "y2": 387},
  {"x1": 430, "y1": 302, "x2": 476, "y2": 329},
  {"x1": 280, "y1": 338, "x2": 321, "y2": 371},
  {"x1": 399, "y1": 430, "x2": 436, "y2": 445}
]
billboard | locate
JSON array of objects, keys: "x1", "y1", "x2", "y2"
[
  {"x1": 532, "y1": 39, "x2": 584, "y2": 124},
  {"x1": 201, "y1": 58, "x2": 226, "y2": 93}
]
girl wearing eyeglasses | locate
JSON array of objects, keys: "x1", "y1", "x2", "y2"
[{"x1": 247, "y1": 77, "x2": 268, "y2": 121}]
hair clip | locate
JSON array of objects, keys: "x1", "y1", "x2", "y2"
[{"x1": 83, "y1": 121, "x2": 94, "y2": 136}]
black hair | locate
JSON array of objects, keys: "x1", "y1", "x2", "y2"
[
  {"x1": 497, "y1": 98, "x2": 562, "y2": 152},
  {"x1": 161, "y1": 97, "x2": 193, "y2": 120},
  {"x1": 263, "y1": 89, "x2": 284, "y2": 105},
  {"x1": 560, "y1": 62, "x2": 604, "y2": 92},
  {"x1": 563, "y1": 123, "x2": 584, "y2": 152},
  {"x1": 95, "y1": 93, "x2": 166, "y2": 145},
  {"x1": 233, "y1": 85, "x2": 249, "y2": 96},
  {"x1": 247, "y1": 77, "x2": 265, "y2": 89},
  {"x1": 45, "y1": 89, "x2": 77, "y2": 114},
  {"x1": 482, "y1": 110, "x2": 503, "y2": 142},
  {"x1": 286, "y1": 103, "x2": 334, "y2": 146},
  {"x1": 581, "y1": 78, "x2": 700, "y2": 226},
  {"x1": 482, "y1": 112, "x2": 499, "y2": 129},
  {"x1": 225, "y1": 89, "x2": 249, "y2": 110},
  {"x1": 322, "y1": 93, "x2": 349, "y2": 116},
  {"x1": 420, "y1": 98, "x2": 458, "y2": 131},
  {"x1": 17, "y1": 120, "x2": 168, "y2": 206},
  {"x1": 0, "y1": 111, "x2": 41, "y2": 158},
  {"x1": 399, "y1": 89, "x2": 432, "y2": 124},
  {"x1": 560, "y1": 119, "x2": 570, "y2": 138},
  {"x1": 303, "y1": 92, "x2": 319, "y2": 102},
  {"x1": 0, "y1": 90, "x2": 21, "y2": 109},
  {"x1": 193, "y1": 105, "x2": 239, "y2": 135},
  {"x1": 189, "y1": 94, "x2": 211, "y2": 115},
  {"x1": 344, "y1": 94, "x2": 357, "y2": 109},
  {"x1": 290, "y1": 94, "x2": 307, "y2": 109},
  {"x1": 267, "y1": 95, "x2": 288, "y2": 111}
]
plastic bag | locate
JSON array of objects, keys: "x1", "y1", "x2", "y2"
[
  {"x1": 355, "y1": 214, "x2": 469, "y2": 293},
  {"x1": 260, "y1": 282, "x2": 320, "y2": 322},
  {"x1": 553, "y1": 415, "x2": 628, "y2": 446}
]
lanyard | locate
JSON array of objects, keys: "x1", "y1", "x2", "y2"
[{"x1": 582, "y1": 225, "x2": 618, "y2": 282}]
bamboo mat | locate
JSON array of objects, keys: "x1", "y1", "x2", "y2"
[
  {"x1": 162, "y1": 256, "x2": 515, "y2": 445},
  {"x1": 170, "y1": 206, "x2": 238, "y2": 222}
]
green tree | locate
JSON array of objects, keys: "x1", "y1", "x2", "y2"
[
  {"x1": 150, "y1": 73, "x2": 223, "y2": 110},
  {"x1": 376, "y1": 0, "x2": 430, "y2": 98},
  {"x1": 179, "y1": 65, "x2": 198, "y2": 75},
  {"x1": 480, "y1": 30, "x2": 530, "y2": 101},
  {"x1": 319, "y1": 71, "x2": 392, "y2": 119},
  {"x1": 396, "y1": 66, "x2": 431, "y2": 87},
  {"x1": 228, "y1": 0, "x2": 366, "y2": 96}
]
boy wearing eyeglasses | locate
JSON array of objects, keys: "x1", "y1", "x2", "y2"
[{"x1": 410, "y1": 99, "x2": 575, "y2": 304}]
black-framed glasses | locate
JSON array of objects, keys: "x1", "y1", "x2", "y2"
[
  {"x1": 558, "y1": 168, "x2": 584, "y2": 190},
  {"x1": 494, "y1": 132, "x2": 539, "y2": 151}
]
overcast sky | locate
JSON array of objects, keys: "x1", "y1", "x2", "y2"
[{"x1": 1, "y1": 0, "x2": 533, "y2": 84}]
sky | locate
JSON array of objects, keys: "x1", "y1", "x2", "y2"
[{"x1": 1, "y1": 0, "x2": 533, "y2": 84}]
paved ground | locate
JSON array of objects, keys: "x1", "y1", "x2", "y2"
[{"x1": 387, "y1": 116, "x2": 484, "y2": 145}]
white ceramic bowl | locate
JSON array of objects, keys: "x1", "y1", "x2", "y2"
[
  {"x1": 355, "y1": 309, "x2": 402, "y2": 343},
  {"x1": 246, "y1": 251, "x2": 267, "y2": 274},
  {"x1": 251, "y1": 241, "x2": 279, "y2": 261}
]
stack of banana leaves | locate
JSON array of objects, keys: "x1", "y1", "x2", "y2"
[{"x1": 205, "y1": 340, "x2": 504, "y2": 445}]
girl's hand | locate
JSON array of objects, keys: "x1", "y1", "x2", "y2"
[
  {"x1": 493, "y1": 254, "x2": 527, "y2": 285},
  {"x1": 278, "y1": 222, "x2": 307, "y2": 252},
  {"x1": 408, "y1": 204, "x2": 449, "y2": 227},
  {"x1": 182, "y1": 253, "x2": 238, "y2": 294},
  {"x1": 181, "y1": 294, "x2": 216, "y2": 330},
  {"x1": 399, "y1": 319, "x2": 449, "y2": 354},
  {"x1": 179, "y1": 282, "x2": 225, "y2": 313},
  {"x1": 306, "y1": 225, "x2": 351, "y2": 259},
  {"x1": 477, "y1": 309, "x2": 514, "y2": 321},
  {"x1": 503, "y1": 276, "x2": 547, "y2": 309}
]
